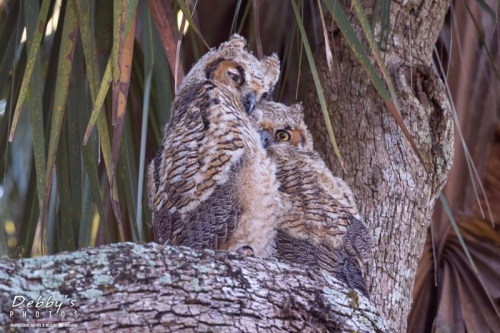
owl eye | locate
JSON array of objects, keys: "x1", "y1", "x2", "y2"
[
  {"x1": 228, "y1": 72, "x2": 243, "y2": 85},
  {"x1": 262, "y1": 92, "x2": 270, "y2": 101},
  {"x1": 276, "y1": 130, "x2": 291, "y2": 142}
]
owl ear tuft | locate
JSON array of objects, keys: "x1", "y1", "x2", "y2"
[
  {"x1": 262, "y1": 53, "x2": 280, "y2": 71},
  {"x1": 289, "y1": 103, "x2": 306, "y2": 122},
  {"x1": 225, "y1": 34, "x2": 248, "y2": 50},
  {"x1": 262, "y1": 53, "x2": 281, "y2": 86},
  {"x1": 292, "y1": 102, "x2": 303, "y2": 110}
]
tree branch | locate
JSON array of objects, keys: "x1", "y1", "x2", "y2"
[
  {"x1": 304, "y1": 1, "x2": 453, "y2": 331},
  {"x1": 1, "y1": 243, "x2": 386, "y2": 332}
]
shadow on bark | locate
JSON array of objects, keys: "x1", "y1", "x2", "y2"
[{"x1": 0, "y1": 242, "x2": 386, "y2": 332}]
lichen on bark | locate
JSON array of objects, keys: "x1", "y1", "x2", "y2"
[
  {"x1": 1, "y1": 242, "x2": 387, "y2": 332},
  {"x1": 303, "y1": 1, "x2": 453, "y2": 331}
]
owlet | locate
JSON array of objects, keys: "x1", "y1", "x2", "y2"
[
  {"x1": 147, "y1": 35, "x2": 284, "y2": 257},
  {"x1": 258, "y1": 101, "x2": 373, "y2": 298}
]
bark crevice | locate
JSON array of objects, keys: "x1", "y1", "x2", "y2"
[
  {"x1": 0, "y1": 242, "x2": 387, "y2": 332},
  {"x1": 303, "y1": 2, "x2": 453, "y2": 331}
]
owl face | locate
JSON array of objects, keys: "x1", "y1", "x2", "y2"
[
  {"x1": 179, "y1": 34, "x2": 280, "y2": 116},
  {"x1": 257, "y1": 101, "x2": 313, "y2": 154},
  {"x1": 205, "y1": 58, "x2": 271, "y2": 116}
]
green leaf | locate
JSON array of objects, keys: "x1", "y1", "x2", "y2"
[
  {"x1": 118, "y1": 114, "x2": 140, "y2": 242},
  {"x1": 74, "y1": 0, "x2": 100, "y2": 104},
  {"x1": 0, "y1": 0, "x2": 21, "y2": 64},
  {"x1": 78, "y1": 175, "x2": 93, "y2": 248},
  {"x1": 151, "y1": 22, "x2": 173, "y2": 134},
  {"x1": 230, "y1": 0, "x2": 244, "y2": 35},
  {"x1": 109, "y1": 0, "x2": 138, "y2": 241},
  {"x1": 42, "y1": 0, "x2": 79, "y2": 230},
  {"x1": 290, "y1": 0, "x2": 344, "y2": 168},
  {"x1": 83, "y1": 59, "x2": 112, "y2": 143},
  {"x1": 18, "y1": 162, "x2": 40, "y2": 258},
  {"x1": 136, "y1": 69, "x2": 152, "y2": 242},
  {"x1": 323, "y1": 0, "x2": 391, "y2": 101},
  {"x1": 137, "y1": 4, "x2": 156, "y2": 241},
  {"x1": 84, "y1": 0, "x2": 138, "y2": 143},
  {"x1": 252, "y1": 0, "x2": 263, "y2": 59},
  {"x1": 24, "y1": 0, "x2": 46, "y2": 228},
  {"x1": 79, "y1": 97, "x2": 111, "y2": 244},
  {"x1": 146, "y1": 0, "x2": 185, "y2": 85},
  {"x1": 324, "y1": 0, "x2": 425, "y2": 166},
  {"x1": 0, "y1": 0, "x2": 22, "y2": 96},
  {"x1": 46, "y1": 169, "x2": 59, "y2": 254},
  {"x1": 56, "y1": 118, "x2": 76, "y2": 252},
  {"x1": 370, "y1": 0, "x2": 382, "y2": 32},
  {"x1": 1, "y1": 44, "x2": 26, "y2": 176},
  {"x1": 67, "y1": 43, "x2": 87, "y2": 246},
  {"x1": 276, "y1": 17, "x2": 297, "y2": 102},
  {"x1": 176, "y1": 0, "x2": 209, "y2": 49},
  {"x1": 237, "y1": 0, "x2": 252, "y2": 34},
  {"x1": 8, "y1": 0, "x2": 51, "y2": 142},
  {"x1": 69, "y1": 3, "x2": 112, "y2": 244},
  {"x1": 380, "y1": 0, "x2": 391, "y2": 50}
]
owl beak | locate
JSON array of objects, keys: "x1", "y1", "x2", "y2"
[
  {"x1": 259, "y1": 129, "x2": 271, "y2": 149},
  {"x1": 243, "y1": 92, "x2": 256, "y2": 114}
]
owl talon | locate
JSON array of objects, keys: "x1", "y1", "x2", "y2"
[{"x1": 236, "y1": 245, "x2": 255, "y2": 257}]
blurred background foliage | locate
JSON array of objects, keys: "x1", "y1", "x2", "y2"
[{"x1": 0, "y1": 0, "x2": 499, "y2": 331}]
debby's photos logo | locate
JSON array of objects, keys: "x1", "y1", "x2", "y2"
[{"x1": 9, "y1": 295, "x2": 79, "y2": 320}]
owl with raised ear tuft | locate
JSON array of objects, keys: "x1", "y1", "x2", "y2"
[
  {"x1": 147, "y1": 35, "x2": 285, "y2": 257},
  {"x1": 258, "y1": 101, "x2": 373, "y2": 298},
  {"x1": 178, "y1": 34, "x2": 280, "y2": 119}
]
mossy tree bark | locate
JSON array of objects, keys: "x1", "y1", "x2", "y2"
[
  {"x1": 303, "y1": 1, "x2": 454, "y2": 331},
  {"x1": 0, "y1": 242, "x2": 386, "y2": 332}
]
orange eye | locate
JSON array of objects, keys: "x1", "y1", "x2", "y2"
[{"x1": 276, "y1": 130, "x2": 291, "y2": 141}]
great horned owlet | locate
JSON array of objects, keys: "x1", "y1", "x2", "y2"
[
  {"x1": 258, "y1": 101, "x2": 373, "y2": 298},
  {"x1": 147, "y1": 35, "x2": 284, "y2": 257}
]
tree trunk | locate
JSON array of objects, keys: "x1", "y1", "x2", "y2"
[
  {"x1": 303, "y1": 1, "x2": 453, "y2": 331},
  {"x1": 0, "y1": 242, "x2": 386, "y2": 332}
]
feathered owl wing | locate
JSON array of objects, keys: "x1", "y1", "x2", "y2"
[
  {"x1": 273, "y1": 151, "x2": 371, "y2": 297},
  {"x1": 275, "y1": 227, "x2": 370, "y2": 298},
  {"x1": 148, "y1": 81, "x2": 252, "y2": 250}
]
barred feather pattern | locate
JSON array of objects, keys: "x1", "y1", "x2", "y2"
[
  {"x1": 259, "y1": 101, "x2": 372, "y2": 298},
  {"x1": 148, "y1": 81, "x2": 283, "y2": 256}
]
